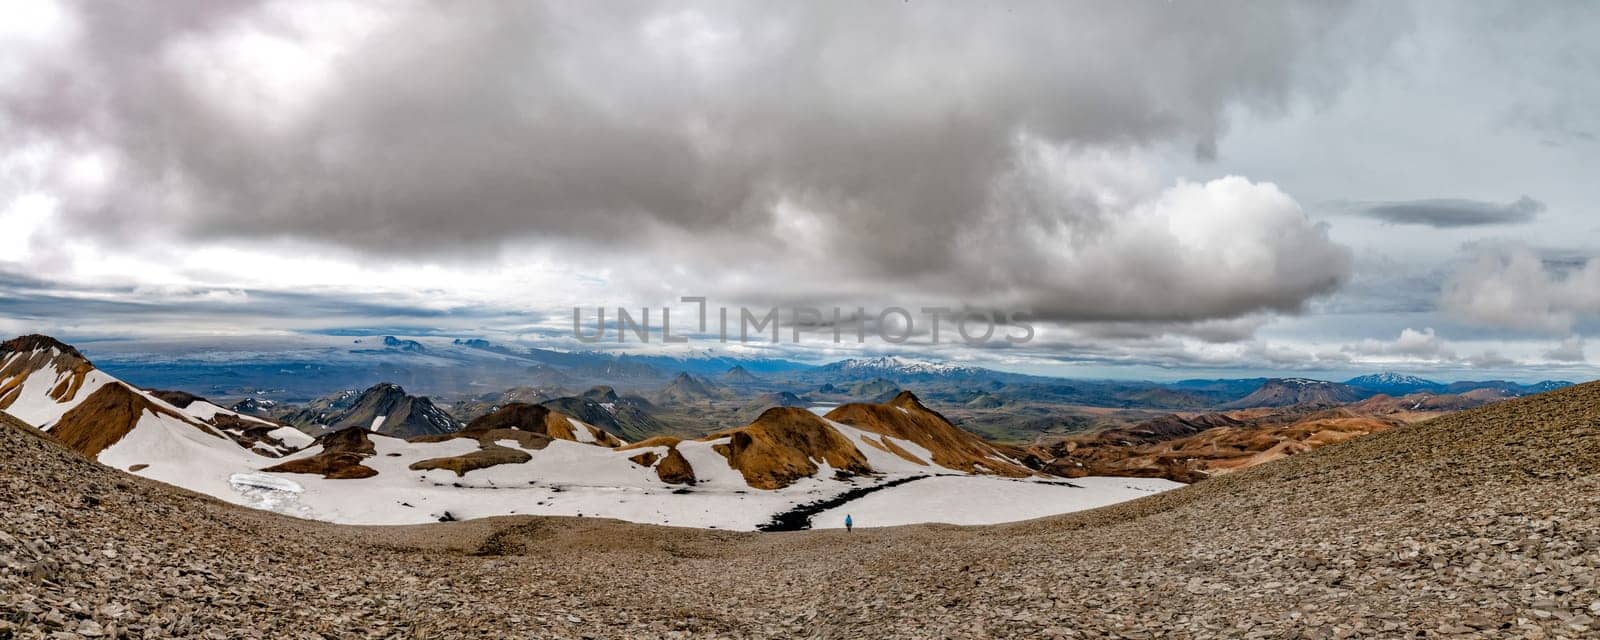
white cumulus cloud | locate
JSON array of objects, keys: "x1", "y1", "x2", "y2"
[{"x1": 1441, "y1": 247, "x2": 1600, "y2": 333}]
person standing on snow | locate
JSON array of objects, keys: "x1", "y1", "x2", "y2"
[{"x1": 845, "y1": 514, "x2": 853, "y2": 532}]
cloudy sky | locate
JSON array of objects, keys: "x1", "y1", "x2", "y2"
[{"x1": 3, "y1": 0, "x2": 1599, "y2": 381}]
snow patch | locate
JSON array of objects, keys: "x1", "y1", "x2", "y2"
[
  {"x1": 2, "y1": 368, "x2": 114, "y2": 429},
  {"x1": 267, "y1": 426, "x2": 315, "y2": 449},
  {"x1": 825, "y1": 419, "x2": 935, "y2": 472},
  {"x1": 568, "y1": 417, "x2": 596, "y2": 443},
  {"x1": 812, "y1": 475, "x2": 1183, "y2": 529},
  {"x1": 675, "y1": 438, "x2": 747, "y2": 488},
  {"x1": 98, "y1": 409, "x2": 283, "y2": 502},
  {"x1": 183, "y1": 401, "x2": 225, "y2": 421}
]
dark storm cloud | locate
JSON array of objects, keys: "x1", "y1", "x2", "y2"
[
  {"x1": 3, "y1": 1, "x2": 1394, "y2": 324},
  {"x1": 0, "y1": 267, "x2": 496, "y2": 325},
  {"x1": 1358, "y1": 196, "x2": 1545, "y2": 227}
]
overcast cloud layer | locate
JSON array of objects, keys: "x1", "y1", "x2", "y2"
[{"x1": 3, "y1": 1, "x2": 1600, "y2": 381}]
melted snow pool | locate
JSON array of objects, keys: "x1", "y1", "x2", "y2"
[{"x1": 228, "y1": 473, "x2": 315, "y2": 518}]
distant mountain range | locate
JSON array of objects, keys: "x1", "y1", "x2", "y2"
[
  {"x1": 1344, "y1": 372, "x2": 1572, "y2": 398},
  {"x1": 1222, "y1": 378, "x2": 1366, "y2": 409},
  {"x1": 83, "y1": 336, "x2": 815, "y2": 400},
  {"x1": 810, "y1": 356, "x2": 994, "y2": 382},
  {"x1": 68, "y1": 335, "x2": 1579, "y2": 417}
]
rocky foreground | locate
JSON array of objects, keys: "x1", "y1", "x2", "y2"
[{"x1": 4, "y1": 382, "x2": 1600, "y2": 639}]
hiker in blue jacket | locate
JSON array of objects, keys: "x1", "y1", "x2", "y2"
[{"x1": 845, "y1": 514, "x2": 853, "y2": 532}]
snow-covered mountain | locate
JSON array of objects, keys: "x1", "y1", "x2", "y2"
[
  {"x1": 1441, "y1": 379, "x2": 1575, "y2": 397},
  {"x1": 1525, "y1": 380, "x2": 1575, "y2": 393},
  {"x1": 0, "y1": 334, "x2": 314, "y2": 499},
  {"x1": 538, "y1": 387, "x2": 667, "y2": 443},
  {"x1": 229, "y1": 396, "x2": 281, "y2": 417},
  {"x1": 811, "y1": 356, "x2": 993, "y2": 383},
  {"x1": 310, "y1": 382, "x2": 460, "y2": 438},
  {"x1": 1345, "y1": 373, "x2": 1574, "y2": 399},
  {"x1": 1345, "y1": 372, "x2": 1442, "y2": 395}
]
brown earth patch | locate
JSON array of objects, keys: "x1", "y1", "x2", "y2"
[
  {"x1": 549, "y1": 412, "x2": 625, "y2": 447},
  {"x1": 48, "y1": 373, "x2": 85, "y2": 405},
  {"x1": 826, "y1": 391, "x2": 1030, "y2": 477},
  {"x1": 148, "y1": 389, "x2": 204, "y2": 409},
  {"x1": 543, "y1": 412, "x2": 579, "y2": 440},
  {"x1": 409, "y1": 444, "x2": 532, "y2": 476},
  {"x1": 619, "y1": 436, "x2": 682, "y2": 451},
  {"x1": 209, "y1": 414, "x2": 298, "y2": 457},
  {"x1": 707, "y1": 407, "x2": 871, "y2": 490},
  {"x1": 628, "y1": 451, "x2": 659, "y2": 467},
  {"x1": 466, "y1": 402, "x2": 553, "y2": 431},
  {"x1": 1036, "y1": 408, "x2": 1403, "y2": 483},
  {"x1": 401, "y1": 426, "x2": 568, "y2": 477},
  {"x1": 654, "y1": 446, "x2": 696, "y2": 485},
  {"x1": 617, "y1": 436, "x2": 696, "y2": 484},
  {"x1": 0, "y1": 334, "x2": 89, "y2": 358},
  {"x1": 464, "y1": 403, "x2": 623, "y2": 447},
  {"x1": 263, "y1": 427, "x2": 379, "y2": 479},
  {"x1": 413, "y1": 427, "x2": 555, "y2": 451},
  {"x1": 50, "y1": 383, "x2": 215, "y2": 458}
]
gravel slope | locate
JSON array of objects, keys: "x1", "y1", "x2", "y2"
[{"x1": 4, "y1": 381, "x2": 1600, "y2": 638}]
